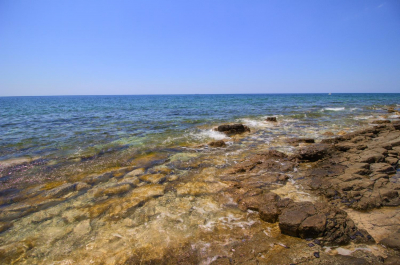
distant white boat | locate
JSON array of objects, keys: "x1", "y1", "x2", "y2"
[{"x1": 328, "y1": 93, "x2": 332, "y2": 95}]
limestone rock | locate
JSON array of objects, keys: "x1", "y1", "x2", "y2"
[{"x1": 139, "y1": 174, "x2": 166, "y2": 184}]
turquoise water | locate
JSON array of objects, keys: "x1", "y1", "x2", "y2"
[{"x1": 1, "y1": 94, "x2": 399, "y2": 162}]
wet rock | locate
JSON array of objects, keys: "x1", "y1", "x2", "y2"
[
  {"x1": 208, "y1": 140, "x2": 226, "y2": 147},
  {"x1": 176, "y1": 182, "x2": 227, "y2": 196},
  {"x1": 0, "y1": 241, "x2": 32, "y2": 264},
  {"x1": 372, "y1": 120, "x2": 391, "y2": 124},
  {"x1": 120, "y1": 176, "x2": 140, "y2": 186},
  {"x1": 43, "y1": 183, "x2": 77, "y2": 198},
  {"x1": 139, "y1": 174, "x2": 166, "y2": 184},
  {"x1": 84, "y1": 172, "x2": 113, "y2": 185},
  {"x1": 266, "y1": 117, "x2": 277, "y2": 122},
  {"x1": 384, "y1": 256, "x2": 400, "y2": 265},
  {"x1": 75, "y1": 182, "x2": 91, "y2": 191},
  {"x1": 125, "y1": 168, "x2": 146, "y2": 178},
  {"x1": 73, "y1": 219, "x2": 91, "y2": 235},
  {"x1": 130, "y1": 184, "x2": 165, "y2": 199},
  {"x1": 323, "y1": 131, "x2": 335, "y2": 136},
  {"x1": 0, "y1": 222, "x2": 13, "y2": 233},
  {"x1": 215, "y1": 124, "x2": 250, "y2": 135},
  {"x1": 287, "y1": 138, "x2": 315, "y2": 145},
  {"x1": 93, "y1": 183, "x2": 131, "y2": 197}
]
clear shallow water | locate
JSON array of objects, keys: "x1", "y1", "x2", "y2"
[{"x1": 1, "y1": 93, "x2": 399, "y2": 161}]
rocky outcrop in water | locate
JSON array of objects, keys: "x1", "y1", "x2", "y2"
[
  {"x1": 208, "y1": 140, "x2": 226, "y2": 147},
  {"x1": 215, "y1": 124, "x2": 250, "y2": 135}
]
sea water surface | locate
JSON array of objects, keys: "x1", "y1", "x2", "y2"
[
  {"x1": 0, "y1": 93, "x2": 399, "y2": 264},
  {"x1": 1, "y1": 93, "x2": 399, "y2": 162}
]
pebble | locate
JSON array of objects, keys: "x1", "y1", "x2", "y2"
[{"x1": 314, "y1": 252, "x2": 320, "y2": 258}]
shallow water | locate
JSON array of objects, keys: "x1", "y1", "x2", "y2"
[{"x1": 1, "y1": 94, "x2": 399, "y2": 264}]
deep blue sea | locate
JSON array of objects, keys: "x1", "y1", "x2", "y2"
[{"x1": 1, "y1": 94, "x2": 399, "y2": 163}]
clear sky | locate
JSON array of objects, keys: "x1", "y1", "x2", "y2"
[{"x1": 0, "y1": 0, "x2": 399, "y2": 96}]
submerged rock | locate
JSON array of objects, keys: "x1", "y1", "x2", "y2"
[
  {"x1": 266, "y1": 117, "x2": 277, "y2": 122},
  {"x1": 208, "y1": 140, "x2": 226, "y2": 148}
]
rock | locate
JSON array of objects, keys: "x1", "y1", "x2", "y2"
[
  {"x1": 275, "y1": 201, "x2": 374, "y2": 245},
  {"x1": 259, "y1": 203, "x2": 280, "y2": 223},
  {"x1": 384, "y1": 256, "x2": 400, "y2": 265},
  {"x1": 293, "y1": 144, "x2": 330, "y2": 162},
  {"x1": 323, "y1": 131, "x2": 335, "y2": 136},
  {"x1": 176, "y1": 182, "x2": 227, "y2": 196},
  {"x1": 208, "y1": 140, "x2": 226, "y2": 147},
  {"x1": 358, "y1": 152, "x2": 385, "y2": 163},
  {"x1": 372, "y1": 120, "x2": 391, "y2": 124},
  {"x1": 84, "y1": 172, "x2": 113, "y2": 185},
  {"x1": 287, "y1": 138, "x2": 315, "y2": 145},
  {"x1": 43, "y1": 183, "x2": 77, "y2": 198},
  {"x1": 385, "y1": 157, "x2": 398, "y2": 165},
  {"x1": 298, "y1": 213, "x2": 327, "y2": 238},
  {"x1": 370, "y1": 163, "x2": 396, "y2": 174},
  {"x1": 388, "y1": 138, "x2": 400, "y2": 147},
  {"x1": 139, "y1": 174, "x2": 166, "y2": 184},
  {"x1": 73, "y1": 219, "x2": 91, "y2": 235},
  {"x1": 75, "y1": 182, "x2": 91, "y2": 191},
  {"x1": 266, "y1": 117, "x2": 277, "y2": 122},
  {"x1": 120, "y1": 176, "x2": 140, "y2": 186},
  {"x1": 0, "y1": 222, "x2": 13, "y2": 233},
  {"x1": 0, "y1": 241, "x2": 32, "y2": 264},
  {"x1": 380, "y1": 237, "x2": 400, "y2": 250},
  {"x1": 215, "y1": 124, "x2": 250, "y2": 135},
  {"x1": 93, "y1": 184, "x2": 131, "y2": 197},
  {"x1": 130, "y1": 184, "x2": 165, "y2": 199},
  {"x1": 125, "y1": 168, "x2": 146, "y2": 178},
  {"x1": 279, "y1": 202, "x2": 316, "y2": 237}
]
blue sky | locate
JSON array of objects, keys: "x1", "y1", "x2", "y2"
[{"x1": 0, "y1": 0, "x2": 399, "y2": 96}]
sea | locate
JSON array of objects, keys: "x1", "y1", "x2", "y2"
[{"x1": 0, "y1": 93, "x2": 399, "y2": 264}]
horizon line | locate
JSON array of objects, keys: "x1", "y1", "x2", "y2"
[{"x1": 2, "y1": 92, "x2": 400, "y2": 98}]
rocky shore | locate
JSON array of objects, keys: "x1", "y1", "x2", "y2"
[{"x1": 1, "y1": 119, "x2": 400, "y2": 264}]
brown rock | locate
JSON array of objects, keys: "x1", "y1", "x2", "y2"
[
  {"x1": 370, "y1": 163, "x2": 396, "y2": 174},
  {"x1": 208, "y1": 140, "x2": 226, "y2": 147},
  {"x1": 139, "y1": 174, "x2": 166, "y2": 184},
  {"x1": 259, "y1": 203, "x2": 280, "y2": 223},
  {"x1": 298, "y1": 213, "x2": 327, "y2": 238},
  {"x1": 266, "y1": 117, "x2": 277, "y2": 122},
  {"x1": 372, "y1": 120, "x2": 391, "y2": 124},
  {"x1": 215, "y1": 124, "x2": 250, "y2": 135},
  {"x1": 380, "y1": 237, "x2": 400, "y2": 250}
]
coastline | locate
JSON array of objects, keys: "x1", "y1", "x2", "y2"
[{"x1": 0, "y1": 108, "x2": 400, "y2": 264}]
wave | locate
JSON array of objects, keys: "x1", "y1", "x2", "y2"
[
  {"x1": 191, "y1": 129, "x2": 227, "y2": 141},
  {"x1": 321, "y1": 107, "x2": 345, "y2": 112}
]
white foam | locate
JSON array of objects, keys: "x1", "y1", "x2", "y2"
[
  {"x1": 350, "y1": 108, "x2": 361, "y2": 111},
  {"x1": 323, "y1": 107, "x2": 345, "y2": 111},
  {"x1": 240, "y1": 118, "x2": 271, "y2": 129},
  {"x1": 192, "y1": 129, "x2": 227, "y2": 141},
  {"x1": 353, "y1": 115, "x2": 373, "y2": 120}
]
